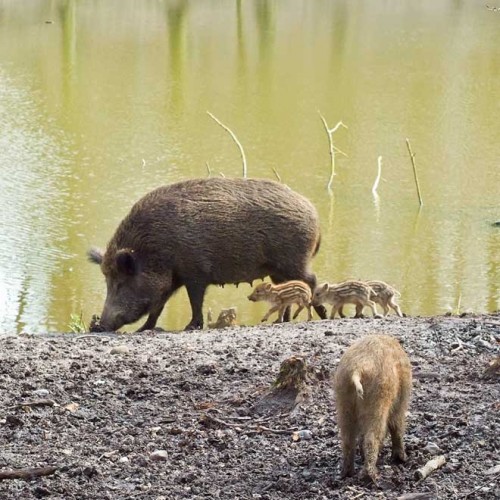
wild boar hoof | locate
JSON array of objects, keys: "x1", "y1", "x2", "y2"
[
  {"x1": 391, "y1": 450, "x2": 407, "y2": 463},
  {"x1": 374, "y1": 314, "x2": 384, "y2": 319},
  {"x1": 340, "y1": 465, "x2": 354, "y2": 479},
  {"x1": 184, "y1": 322, "x2": 203, "y2": 331},
  {"x1": 359, "y1": 468, "x2": 378, "y2": 485}
]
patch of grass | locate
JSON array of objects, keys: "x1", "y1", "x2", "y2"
[{"x1": 68, "y1": 312, "x2": 87, "y2": 334}]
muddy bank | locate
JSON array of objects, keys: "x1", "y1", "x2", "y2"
[{"x1": 0, "y1": 314, "x2": 499, "y2": 499}]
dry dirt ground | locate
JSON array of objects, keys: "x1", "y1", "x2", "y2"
[{"x1": 0, "y1": 314, "x2": 499, "y2": 499}]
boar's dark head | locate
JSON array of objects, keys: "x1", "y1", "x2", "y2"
[{"x1": 88, "y1": 247, "x2": 170, "y2": 331}]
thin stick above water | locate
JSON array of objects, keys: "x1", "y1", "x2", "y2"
[
  {"x1": 406, "y1": 138, "x2": 423, "y2": 207},
  {"x1": 372, "y1": 155, "x2": 383, "y2": 195},
  {"x1": 207, "y1": 111, "x2": 248, "y2": 178},
  {"x1": 318, "y1": 112, "x2": 348, "y2": 192}
]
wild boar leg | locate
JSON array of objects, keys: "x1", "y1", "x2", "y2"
[
  {"x1": 338, "y1": 415, "x2": 357, "y2": 478},
  {"x1": 389, "y1": 297, "x2": 403, "y2": 317},
  {"x1": 301, "y1": 272, "x2": 327, "y2": 320},
  {"x1": 292, "y1": 304, "x2": 304, "y2": 319},
  {"x1": 354, "y1": 304, "x2": 365, "y2": 319},
  {"x1": 262, "y1": 305, "x2": 280, "y2": 322},
  {"x1": 137, "y1": 305, "x2": 166, "y2": 332},
  {"x1": 329, "y1": 304, "x2": 340, "y2": 319},
  {"x1": 269, "y1": 274, "x2": 292, "y2": 321},
  {"x1": 388, "y1": 385, "x2": 411, "y2": 462},
  {"x1": 185, "y1": 281, "x2": 208, "y2": 330},
  {"x1": 361, "y1": 415, "x2": 388, "y2": 483},
  {"x1": 337, "y1": 306, "x2": 347, "y2": 318},
  {"x1": 366, "y1": 300, "x2": 383, "y2": 319}
]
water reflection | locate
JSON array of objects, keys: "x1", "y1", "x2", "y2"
[{"x1": 0, "y1": 0, "x2": 499, "y2": 333}]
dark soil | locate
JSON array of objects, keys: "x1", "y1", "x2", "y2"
[{"x1": 0, "y1": 314, "x2": 499, "y2": 499}]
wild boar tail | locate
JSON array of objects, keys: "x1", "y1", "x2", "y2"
[{"x1": 352, "y1": 372, "x2": 364, "y2": 399}]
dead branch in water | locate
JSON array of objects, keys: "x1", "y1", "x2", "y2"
[
  {"x1": 207, "y1": 111, "x2": 247, "y2": 178},
  {"x1": 318, "y1": 111, "x2": 348, "y2": 192},
  {"x1": 406, "y1": 138, "x2": 424, "y2": 207},
  {"x1": 372, "y1": 155, "x2": 383, "y2": 195},
  {"x1": 272, "y1": 167, "x2": 282, "y2": 182}
]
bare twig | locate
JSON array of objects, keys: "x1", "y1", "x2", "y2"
[
  {"x1": 272, "y1": 167, "x2": 282, "y2": 182},
  {"x1": 460, "y1": 473, "x2": 500, "y2": 498},
  {"x1": 413, "y1": 371, "x2": 440, "y2": 380},
  {"x1": 0, "y1": 466, "x2": 59, "y2": 481},
  {"x1": 451, "y1": 337, "x2": 464, "y2": 353},
  {"x1": 318, "y1": 111, "x2": 348, "y2": 192},
  {"x1": 414, "y1": 455, "x2": 446, "y2": 481},
  {"x1": 207, "y1": 111, "x2": 247, "y2": 178},
  {"x1": 74, "y1": 335, "x2": 110, "y2": 341},
  {"x1": 206, "y1": 161, "x2": 212, "y2": 177},
  {"x1": 406, "y1": 138, "x2": 424, "y2": 207},
  {"x1": 10, "y1": 399, "x2": 56, "y2": 409},
  {"x1": 200, "y1": 412, "x2": 296, "y2": 435},
  {"x1": 372, "y1": 156, "x2": 383, "y2": 195}
]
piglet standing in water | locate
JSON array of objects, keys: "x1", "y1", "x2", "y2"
[
  {"x1": 334, "y1": 334, "x2": 412, "y2": 483},
  {"x1": 89, "y1": 178, "x2": 326, "y2": 331}
]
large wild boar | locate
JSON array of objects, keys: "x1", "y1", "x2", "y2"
[
  {"x1": 89, "y1": 178, "x2": 327, "y2": 331},
  {"x1": 334, "y1": 334, "x2": 412, "y2": 483}
]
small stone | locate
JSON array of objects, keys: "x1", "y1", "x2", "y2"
[
  {"x1": 424, "y1": 442, "x2": 443, "y2": 455},
  {"x1": 119, "y1": 456, "x2": 129, "y2": 463},
  {"x1": 33, "y1": 389, "x2": 50, "y2": 397},
  {"x1": 292, "y1": 429, "x2": 313, "y2": 441},
  {"x1": 324, "y1": 331, "x2": 334, "y2": 337},
  {"x1": 485, "y1": 464, "x2": 500, "y2": 475},
  {"x1": 64, "y1": 402, "x2": 79, "y2": 412},
  {"x1": 110, "y1": 345, "x2": 130, "y2": 355},
  {"x1": 150, "y1": 450, "x2": 168, "y2": 461}
]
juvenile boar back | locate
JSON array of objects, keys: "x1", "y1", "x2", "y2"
[
  {"x1": 334, "y1": 334, "x2": 412, "y2": 483},
  {"x1": 89, "y1": 178, "x2": 326, "y2": 331}
]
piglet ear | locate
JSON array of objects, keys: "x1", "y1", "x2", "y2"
[
  {"x1": 322, "y1": 283, "x2": 329, "y2": 292},
  {"x1": 264, "y1": 283, "x2": 273, "y2": 291},
  {"x1": 88, "y1": 247, "x2": 103, "y2": 265},
  {"x1": 116, "y1": 249, "x2": 138, "y2": 276}
]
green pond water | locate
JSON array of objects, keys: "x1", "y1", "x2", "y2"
[{"x1": 1, "y1": 0, "x2": 499, "y2": 333}]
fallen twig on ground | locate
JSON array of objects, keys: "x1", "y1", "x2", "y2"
[
  {"x1": 415, "y1": 455, "x2": 446, "y2": 481},
  {"x1": 0, "y1": 466, "x2": 59, "y2": 481},
  {"x1": 10, "y1": 399, "x2": 56, "y2": 410}
]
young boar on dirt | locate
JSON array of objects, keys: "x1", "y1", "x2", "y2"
[
  {"x1": 247, "y1": 280, "x2": 313, "y2": 323},
  {"x1": 88, "y1": 178, "x2": 327, "y2": 331},
  {"x1": 334, "y1": 334, "x2": 412, "y2": 483},
  {"x1": 366, "y1": 280, "x2": 403, "y2": 317},
  {"x1": 339, "y1": 280, "x2": 403, "y2": 318},
  {"x1": 312, "y1": 280, "x2": 382, "y2": 319}
]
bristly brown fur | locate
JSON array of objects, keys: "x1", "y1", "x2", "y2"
[
  {"x1": 89, "y1": 178, "x2": 326, "y2": 331},
  {"x1": 334, "y1": 334, "x2": 412, "y2": 483}
]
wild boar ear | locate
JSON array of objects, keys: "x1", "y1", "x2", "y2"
[
  {"x1": 321, "y1": 283, "x2": 329, "y2": 292},
  {"x1": 116, "y1": 249, "x2": 138, "y2": 276},
  {"x1": 87, "y1": 247, "x2": 103, "y2": 265},
  {"x1": 264, "y1": 283, "x2": 273, "y2": 291}
]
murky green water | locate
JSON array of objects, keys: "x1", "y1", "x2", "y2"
[{"x1": 1, "y1": 0, "x2": 499, "y2": 333}]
